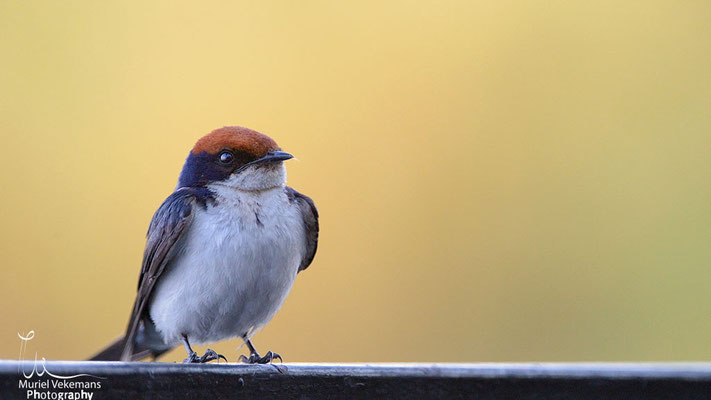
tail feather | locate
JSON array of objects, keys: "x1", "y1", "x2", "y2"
[
  {"x1": 88, "y1": 336, "x2": 170, "y2": 361},
  {"x1": 88, "y1": 336, "x2": 125, "y2": 361}
]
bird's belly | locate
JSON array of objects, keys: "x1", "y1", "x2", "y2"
[{"x1": 147, "y1": 197, "x2": 303, "y2": 346}]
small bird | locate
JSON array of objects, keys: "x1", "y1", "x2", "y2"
[{"x1": 89, "y1": 126, "x2": 319, "y2": 363}]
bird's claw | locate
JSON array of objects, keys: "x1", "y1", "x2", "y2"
[
  {"x1": 239, "y1": 350, "x2": 282, "y2": 364},
  {"x1": 183, "y1": 349, "x2": 227, "y2": 363}
]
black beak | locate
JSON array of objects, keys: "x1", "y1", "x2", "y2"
[
  {"x1": 236, "y1": 150, "x2": 293, "y2": 173},
  {"x1": 255, "y1": 150, "x2": 294, "y2": 164}
]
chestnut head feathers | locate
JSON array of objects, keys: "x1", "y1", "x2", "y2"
[{"x1": 178, "y1": 126, "x2": 293, "y2": 191}]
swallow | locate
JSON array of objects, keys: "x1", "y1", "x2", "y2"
[{"x1": 89, "y1": 126, "x2": 319, "y2": 363}]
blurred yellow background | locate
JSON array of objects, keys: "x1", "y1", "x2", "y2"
[{"x1": 1, "y1": 1, "x2": 711, "y2": 363}]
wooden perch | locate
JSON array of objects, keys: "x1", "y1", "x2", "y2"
[{"x1": 2, "y1": 361, "x2": 711, "y2": 399}]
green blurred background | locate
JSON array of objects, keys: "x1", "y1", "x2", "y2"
[{"x1": 1, "y1": 1, "x2": 711, "y2": 363}]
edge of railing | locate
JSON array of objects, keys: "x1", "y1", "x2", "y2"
[{"x1": 3, "y1": 361, "x2": 711, "y2": 399}]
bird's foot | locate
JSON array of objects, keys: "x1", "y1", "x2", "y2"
[
  {"x1": 183, "y1": 349, "x2": 227, "y2": 363},
  {"x1": 239, "y1": 350, "x2": 282, "y2": 364}
]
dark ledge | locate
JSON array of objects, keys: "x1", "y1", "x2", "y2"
[{"x1": 3, "y1": 361, "x2": 711, "y2": 399}]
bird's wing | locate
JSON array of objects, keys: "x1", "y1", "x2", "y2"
[
  {"x1": 286, "y1": 187, "x2": 319, "y2": 272},
  {"x1": 120, "y1": 187, "x2": 214, "y2": 361}
]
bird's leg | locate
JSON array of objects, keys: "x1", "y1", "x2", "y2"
[
  {"x1": 182, "y1": 335, "x2": 199, "y2": 363},
  {"x1": 239, "y1": 339, "x2": 282, "y2": 364},
  {"x1": 181, "y1": 335, "x2": 227, "y2": 363}
]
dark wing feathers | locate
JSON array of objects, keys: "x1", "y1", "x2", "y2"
[
  {"x1": 286, "y1": 187, "x2": 319, "y2": 272},
  {"x1": 120, "y1": 187, "x2": 213, "y2": 361}
]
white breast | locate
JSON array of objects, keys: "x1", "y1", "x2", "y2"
[{"x1": 148, "y1": 185, "x2": 305, "y2": 346}]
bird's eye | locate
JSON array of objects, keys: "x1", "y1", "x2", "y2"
[{"x1": 218, "y1": 151, "x2": 234, "y2": 164}]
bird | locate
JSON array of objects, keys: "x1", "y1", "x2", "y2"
[{"x1": 89, "y1": 126, "x2": 319, "y2": 363}]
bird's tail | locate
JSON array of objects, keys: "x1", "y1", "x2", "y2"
[
  {"x1": 88, "y1": 336, "x2": 170, "y2": 361},
  {"x1": 88, "y1": 336, "x2": 125, "y2": 361}
]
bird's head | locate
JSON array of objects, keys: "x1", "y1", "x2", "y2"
[{"x1": 177, "y1": 126, "x2": 293, "y2": 191}]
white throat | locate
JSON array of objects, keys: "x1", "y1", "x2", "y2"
[{"x1": 210, "y1": 162, "x2": 287, "y2": 193}]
